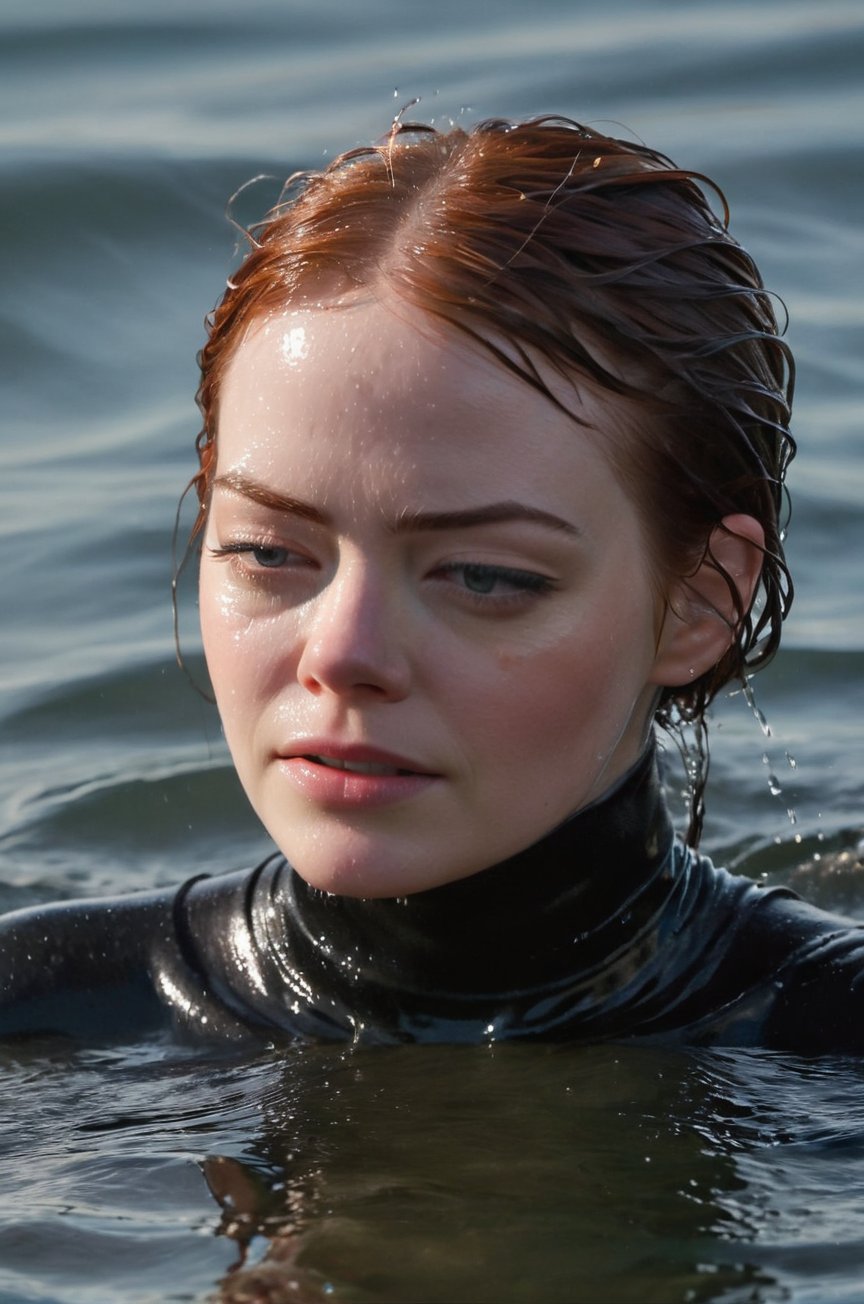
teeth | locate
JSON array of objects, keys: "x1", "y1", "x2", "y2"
[{"x1": 309, "y1": 755, "x2": 404, "y2": 776}]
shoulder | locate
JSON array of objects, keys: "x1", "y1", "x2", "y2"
[
  {"x1": 759, "y1": 889, "x2": 864, "y2": 1054},
  {"x1": 673, "y1": 847, "x2": 864, "y2": 1054}
]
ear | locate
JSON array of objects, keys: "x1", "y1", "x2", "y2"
[{"x1": 649, "y1": 514, "x2": 765, "y2": 688}]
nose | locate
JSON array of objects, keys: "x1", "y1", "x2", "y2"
[{"x1": 295, "y1": 558, "x2": 411, "y2": 702}]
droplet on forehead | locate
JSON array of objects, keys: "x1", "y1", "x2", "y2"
[{"x1": 281, "y1": 326, "x2": 309, "y2": 366}]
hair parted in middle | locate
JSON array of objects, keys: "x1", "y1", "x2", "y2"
[{"x1": 193, "y1": 113, "x2": 795, "y2": 843}]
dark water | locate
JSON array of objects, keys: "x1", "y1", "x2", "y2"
[{"x1": 1, "y1": 1, "x2": 863, "y2": 1300}]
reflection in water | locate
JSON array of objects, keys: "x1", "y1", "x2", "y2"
[
  {"x1": 202, "y1": 1043, "x2": 795, "y2": 1304},
  {"x1": 3, "y1": 1009, "x2": 864, "y2": 1300}
]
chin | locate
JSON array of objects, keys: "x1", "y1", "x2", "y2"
[
  {"x1": 289, "y1": 855, "x2": 445, "y2": 900},
  {"x1": 278, "y1": 828, "x2": 484, "y2": 900}
]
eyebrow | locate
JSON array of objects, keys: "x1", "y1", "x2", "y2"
[
  {"x1": 392, "y1": 503, "x2": 581, "y2": 538},
  {"x1": 213, "y1": 472, "x2": 329, "y2": 524},
  {"x1": 212, "y1": 472, "x2": 582, "y2": 538}
]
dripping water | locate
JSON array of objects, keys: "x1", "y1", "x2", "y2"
[{"x1": 742, "y1": 679, "x2": 799, "y2": 828}]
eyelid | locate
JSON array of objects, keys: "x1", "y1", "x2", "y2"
[
  {"x1": 437, "y1": 560, "x2": 552, "y2": 582},
  {"x1": 207, "y1": 519, "x2": 316, "y2": 552},
  {"x1": 205, "y1": 501, "x2": 324, "y2": 548},
  {"x1": 209, "y1": 541, "x2": 288, "y2": 561}
]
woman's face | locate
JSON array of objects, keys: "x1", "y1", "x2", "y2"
[{"x1": 200, "y1": 300, "x2": 677, "y2": 897}]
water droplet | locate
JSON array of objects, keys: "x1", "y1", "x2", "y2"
[{"x1": 744, "y1": 679, "x2": 772, "y2": 737}]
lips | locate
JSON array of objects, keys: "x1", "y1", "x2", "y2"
[
  {"x1": 306, "y1": 754, "x2": 419, "y2": 776},
  {"x1": 278, "y1": 741, "x2": 435, "y2": 776},
  {"x1": 273, "y1": 743, "x2": 439, "y2": 808}
]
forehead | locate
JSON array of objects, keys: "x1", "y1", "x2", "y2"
[
  {"x1": 215, "y1": 300, "x2": 638, "y2": 520},
  {"x1": 221, "y1": 300, "x2": 522, "y2": 425}
]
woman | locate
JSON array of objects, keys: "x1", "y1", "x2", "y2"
[{"x1": 2, "y1": 115, "x2": 861, "y2": 1051}]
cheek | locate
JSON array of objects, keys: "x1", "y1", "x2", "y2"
[
  {"x1": 199, "y1": 578, "x2": 291, "y2": 721},
  {"x1": 471, "y1": 642, "x2": 595, "y2": 745},
  {"x1": 480, "y1": 602, "x2": 657, "y2": 751},
  {"x1": 200, "y1": 577, "x2": 240, "y2": 698}
]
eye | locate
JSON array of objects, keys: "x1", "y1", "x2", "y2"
[
  {"x1": 437, "y1": 562, "x2": 556, "y2": 601},
  {"x1": 461, "y1": 565, "x2": 499, "y2": 594},
  {"x1": 248, "y1": 545, "x2": 289, "y2": 569},
  {"x1": 462, "y1": 564, "x2": 515, "y2": 594},
  {"x1": 206, "y1": 542, "x2": 304, "y2": 571}
]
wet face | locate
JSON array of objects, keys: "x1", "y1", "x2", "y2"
[{"x1": 199, "y1": 300, "x2": 679, "y2": 898}]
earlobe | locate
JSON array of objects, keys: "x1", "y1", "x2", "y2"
[{"x1": 649, "y1": 514, "x2": 765, "y2": 688}]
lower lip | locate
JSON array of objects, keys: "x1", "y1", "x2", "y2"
[{"x1": 275, "y1": 757, "x2": 440, "y2": 809}]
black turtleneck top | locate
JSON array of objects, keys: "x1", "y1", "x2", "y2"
[{"x1": 1, "y1": 748, "x2": 863, "y2": 1053}]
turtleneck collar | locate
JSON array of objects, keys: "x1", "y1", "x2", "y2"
[{"x1": 273, "y1": 743, "x2": 681, "y2": 1037}]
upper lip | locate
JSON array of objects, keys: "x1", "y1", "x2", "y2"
[{"x1": 274, "y1": 741, "x2": 437, "y2": 774}]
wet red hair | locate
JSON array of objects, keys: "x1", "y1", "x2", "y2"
[{"x1": 192, "y1": 115, "x2": 795, "y2": 841}]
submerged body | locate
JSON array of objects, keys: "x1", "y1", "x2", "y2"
[{"x1": 2, "y1": 748, "x2": 862, "y2": 1054}]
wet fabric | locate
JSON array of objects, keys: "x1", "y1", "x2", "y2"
[{"x1": 2, "y1": 747, "x2": 864, "y2": 1053}]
